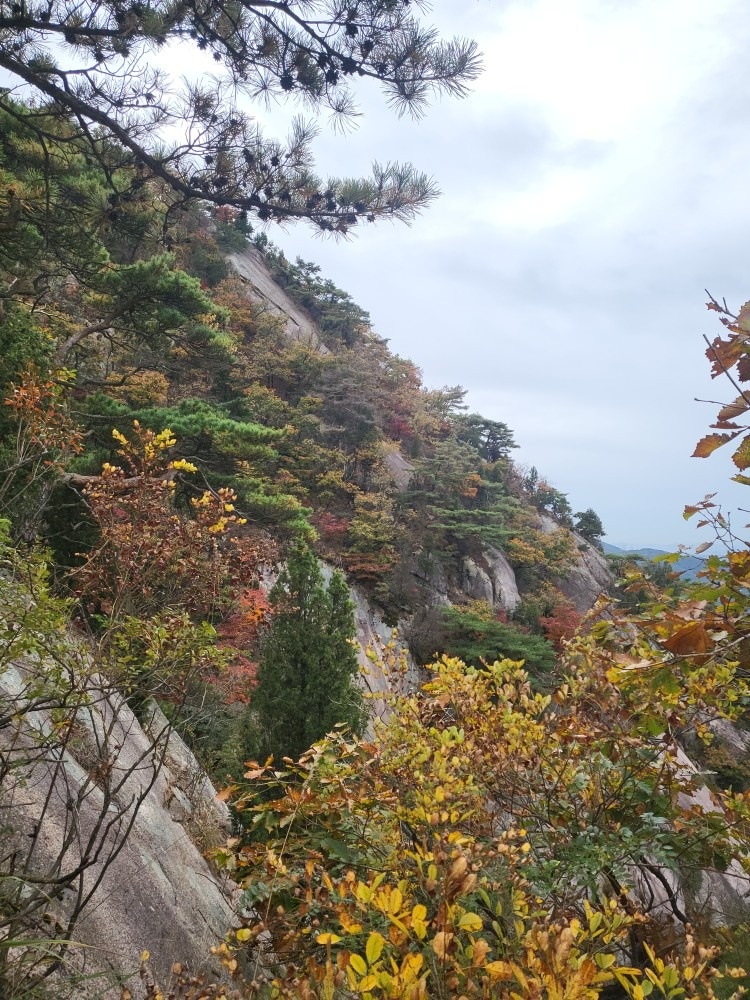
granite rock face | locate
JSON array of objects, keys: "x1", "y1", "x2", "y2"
[
  {"x1": 1, "y1": 658, "x2": 237, "y2": 998},
  {"x1": 538, "y1": 514, "x2": 613, "y2": 611},
  {"x1": 459, "y1": 548, "x2": 521, "y2": 613},
  {"x1": 631, "y1": 746, "x2": 750, "y2": 929},
  {"x1": 228, "y1": 247, "x2": 329, "y2": 352}
]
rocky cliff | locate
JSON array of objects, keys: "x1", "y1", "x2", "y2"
[
  {"x1": 228, "y1": 247, "x2": 330, "y2": 353},
  {"x1": 1, "y1": 652, "x2": 237, "y2": 997}
]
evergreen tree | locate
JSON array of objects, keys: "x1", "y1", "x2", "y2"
[
  {"x1": 408, "y1": 436, "x2": 517, "y2": 556},
  {"x1": 574, "y1": 508, "x2": 606, "y2": 548},
  {"x1": 0, "y1": 3, "x2": 481, "y2": 234},
  {"x1": 453, "y1": 413, "x2": 517, "y2": 462},
  {"x1": 253, "y1": 542, "x2": 365, "y2": 762}
]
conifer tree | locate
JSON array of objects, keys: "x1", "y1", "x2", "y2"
[
  {"x1": 575, "y1": 508, "x2": 606, "y2": 548},
  {"x1": 0, "y1": 2, "x2": 481, "y2": 235},
  {"x1": 253, "y1": 542, "x2": 365, "y2": 762}
]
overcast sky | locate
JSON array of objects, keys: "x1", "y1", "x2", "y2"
[{"x1": 242, "y1": 0, "x2": 750, "y2": 551}]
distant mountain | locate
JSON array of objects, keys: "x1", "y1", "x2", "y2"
[{"x1": 601, "y1": 542, "x2": 704, "y2": 581}]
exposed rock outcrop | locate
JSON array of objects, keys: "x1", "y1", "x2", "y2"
[
  {"x1": 1, "y1": 658, "x2": 237, "y2": 998},
  {"x1": 228, "y1": 247, "x2": 329, "y2": 352},
  {"x1": 538, "y1": 514, "x2": 613, "y2": 611},
  {"x1": 462, "y1": 547, "x2": 521, "y2": 612},
  {"x1": 382, "y1": 446, "x2": 415, "y2": 491},
  {"x1": 558, "y1": 540, "x2": 613, "y2": 612},
  {"x1": 632, "y1": 746, "x2": 750, "y2": 929}
]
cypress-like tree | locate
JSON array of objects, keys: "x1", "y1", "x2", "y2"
[{"x1": 253, "y1": 542, "x2": 366, "y2": 762}]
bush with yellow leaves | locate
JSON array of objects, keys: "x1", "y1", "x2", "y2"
[{"x1": 204, "y1": 636, "x2": 750, "y2": 1000}]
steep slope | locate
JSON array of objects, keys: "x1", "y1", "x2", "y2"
[
  {"x1": 223, "y1": 237, "x2": 614, "y2": 636},
  {"x1": 228, "y1": 247, "x2": 330, "y2": 353}
]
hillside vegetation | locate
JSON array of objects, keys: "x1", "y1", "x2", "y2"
[{"x1": 2, "y1": 31, "x2": 750, "y2": 1000}]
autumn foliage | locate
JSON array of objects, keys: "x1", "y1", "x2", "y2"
[
  {"x1": 213, "y1": 588, "x2": 273, "y2": 704},
  {"x1": 76, "y1": 422, "x2": 271, "y2": 620},
  {"x1": 539, "y1": 596, "x2": 583, "y2": 652},
  {"x1": 212, "y1": 639, "x2": 750, "y2": 1000},
  {"x1": 694, "y1": 294, "x2": 750, "y2": 478}
]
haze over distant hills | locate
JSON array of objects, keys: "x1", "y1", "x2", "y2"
[{"x1": 602, "y1": 542, "x2": 704, "y2": 581}]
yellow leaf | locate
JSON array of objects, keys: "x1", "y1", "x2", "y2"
[
  {"x1": 485, "y1": 961, "x2": 513, "y2": 980},
  {"x1": 401, "y1": 953, "x2": 424, "y2": 977},
  {"x1": 511, "y1": 962, "x2": 530, "y2": 992},
  {"x1": 366, "y1": 931, "x2": 385, "y2": 965},
  {"x1": 316, "y1": 933, "x2": 342, "y2": 946},
  {"x1": 378, "y1": 970, "x2": 394, "y2": 990},
  {"x1": 457, "y1": 912, "x2": 483, "y2": 933},
  {"x1": 349, "y1": 954, "x2": 367, "y2": 976}
]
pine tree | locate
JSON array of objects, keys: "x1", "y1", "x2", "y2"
[
  {"x1": 574, "y1": 508, "x2": 606, "y2": 548},
  {"x1": 253, "y1": 542, "x2": 365, "y2": 762},
  {"x1": 0, "y1": 4, "x2": 481, "y2": 234}
]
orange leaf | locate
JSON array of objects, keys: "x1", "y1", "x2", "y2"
[
  {"x1": 706, "y1": 335, "x2": 744, "y2": 377},
  {"x1": 663, "y1": 621, "x2": 711, "y2": 656},
  {"x1": 693, "y1": 432, "x2": 738, "y2": 458},
  {"x1": 432, "y1": 931, "x2": 453, "y2": 962},
  {"x1": 243, "y1": 767, "x2": 266, "y2": 780},
  {"x1": 711, "y1": 420, "x2": 743, "y2": 430},
  {"x1": 718, "y1": 395, "x2": 750, "y2": 421}
]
